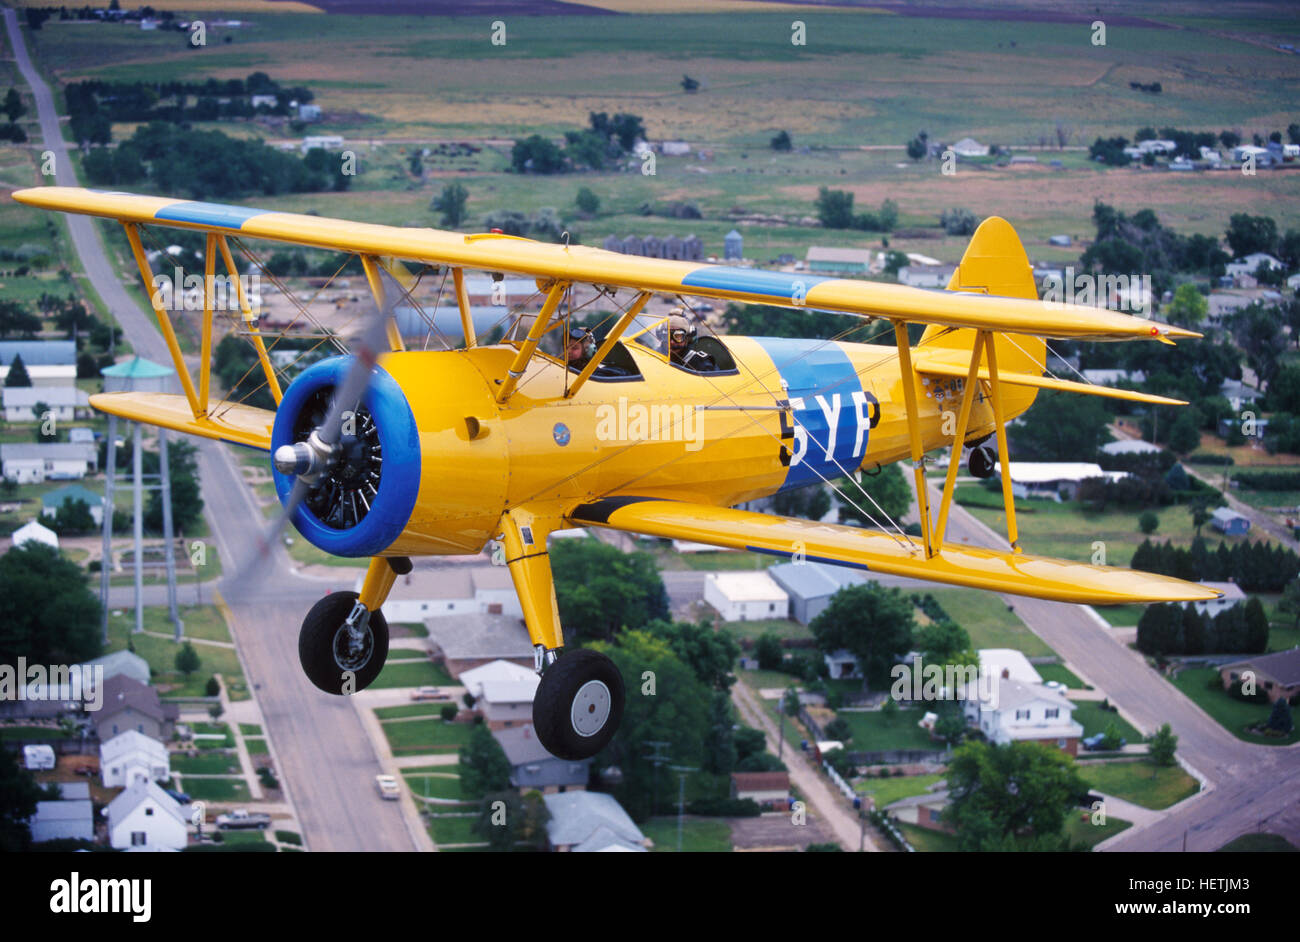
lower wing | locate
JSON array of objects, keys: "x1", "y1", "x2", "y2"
[{"x1": 568, "y1": 496, "x2": 1218, "y2": 605}]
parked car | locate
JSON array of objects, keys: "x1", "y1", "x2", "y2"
[
  {"x1": 1082, "y1": 733, "x2": 1126, "y2": 751},
  {"x1": 215, "y1": 809, "x2": 272, "y2": 830},
  {"x1": 163, "y1": 789, "x2": 191, "y2": 805},
  {"x1": 375, "y1": 774, "x2": 401, "y2": 800},
  {"x1": 410, "y1": 686, "x2": 450, "y2": 702}
]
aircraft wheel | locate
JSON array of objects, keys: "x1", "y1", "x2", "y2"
[
  {"x1": 968, "y1": 444, "x2": 997, "y2": 479},
  {"x1": 298, "y1": 591, "x2": 389, "y2": 695},
  {"x1": 532, "y1": 649, "x2": 625, "y2": 760}
]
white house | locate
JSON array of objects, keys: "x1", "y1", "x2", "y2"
[
  {"x1": 543, "y1": 790, "x2": 649, "y2": 852},
  {"x1": 703, "y1": 571, "x2": 788, "y2": 622},
  {"x1": 29, "y1": 783, "x2": 94, "y2": 843},
  {"x1": 950, "y1": 137, "x2": 989, "y2": 158},
  {"x1": 897, "y1": 264, "x2": 958, "y2": 288},
  {"x1": 1100, "y1": 439, "x2": 1162, "y2": 456},
  {"x1": 300, "y1": 134, "x2": 343, "y2": 153},
  {"x1": 1, "y1": 442, "x2": 98, "y2": 483},
  {"x1": 965, "y1": 676, "x2": 1083, "y2": 755},
  {"x1": 41, "y1": 484, "x2": 104, "y2": 526},
  {"x1": 0, "y1": 341, "x2": 77, "y2": 386},
  {"x1": 460, "y1": 659, "x2": 539, "y2": 729},
  {"x1": 2, "y1": 386, "x2": 91, "y2": 422},
  {"x1": 356, "y1": 565, "x2": 523, "y2": 622},
  {"x1": 1180, "y1": 581, "x2": 1246, "y2": 617},
  {"x1": 100, "y1": 730, "x2": 171, "y2": 788},
  {"x1": 105, "y1": 781, "x2": 188, "y2": 851},
  {"x1": 978, "y1": 648, "x2": 1043, "y2": 686},
  {"x1": 1225, "y1": 253, "x2": 1283, "y2": 279},
  {"x1": 1210, "y1": 506, "x2": 1250, "y2": 536},
  {"x1": 12, "y1": 519, "x2": 58, "y2": 550},
  {"x1": 994, "y1": 462, "x2": 1124, "y2": 501}
]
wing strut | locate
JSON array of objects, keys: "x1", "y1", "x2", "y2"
[
  {"x1": 933, "y1": 330, "x2": 987, "y2": 546},
  {"x1": 451, "y1": 267, "x2": 476, "y2": 348},
  {"x1": 216, "y1": 235, "x2": 282, "y2": 405},
  {"x1": 496, "y1": 281, "x2": 567, "y2": 403},
  {"x1": 983, "y1": 330, "x2": 1021, "y2": 553},
  {"x1": 893, "y1": 320, "x2": 935, "y2": 558},
  {"x1": 564, "y1": 291, "x2": 651, "y2": 398},
  {"x1": 123, "y1": 222, "x2": 201, "y2": 418}
]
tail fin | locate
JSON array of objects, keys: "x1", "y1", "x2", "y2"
[{"x1": 917, "y1": 216, "x2": 1044, "y2": 418}]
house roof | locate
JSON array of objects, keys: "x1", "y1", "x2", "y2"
[
  {"x1": 30, "y1": 799, "x2": 94, "y2": 841},
  {"x1": 79, "y1": 649, "x2": 150, "y2": 684},
  {"x1": 571, "y1": 824, "x2": 647, "y2": 853},
  {"x1": 58, "y1": 782, "x2": 90, "y2": 800},
  {"x1": 493, "y1": 724, "x2": 588, "y2": 767},
  {"x1": 0, "y1": 443, "x2": 97, "y2": 462},
  {"x1": 0, "y1": 341, "x2": 76, "y2": 367},
  {"x1": 3, "y1": 386, "x2": 90, "y2": 408},
  {"x1": 100, "y1": 674, "x2": 176, "y2": 724},
  {"x1": 706, "y1": 571, "x2": 787, "y2": 602},
  {"x1": 977, "y1": 649, "x2": 1042, "y2": 686},
  {"x1": 101, "y1": 356, "x2": 173, "y2": 378},
  {"x1": 1220, "y1": 647, "x2": 1300, "y2": 687},
  {"x1": 1211, "y1": 507, "x2": 1248, "y2": 522},
  {"x1": 731, "y1": 771, "x2": 790, "y2": 792},
  {"x1": 543, "y1": 791, "x2": 645, "y2": 849},
  {"x1": 459, "y1": 659, "x2": 539, "y2": 702},
  {"x1": 806, "y1": 246, "x2": 873, "y2": 264},
  {"x1": 100, "y1": 729, "x2": 169, "y2": 764},
  {"x1": 424, "y1": 614, "x2": 533, "y2": 664},
  {"x1": 12, "y1": 519, "x2": 58, "y2": 545},
  {"x1": 768, "y1": 560, "x2": 867, "y2": 600},
  {"x1": 106, "y1": 780, "x2": 188, "y2": 829},
  {"x1": 1101, "y1": 439, "x2": 1161, "y2": 455},
  {"x1": 1198, "y1": 581, "x2": 1246, "y2": 601},
  {"x1": 990, "y1": 677, "x2": 1075, "y2": 712},
  {"x1": 996, "y1": 462, "x2": 1108, "y2": 484}
]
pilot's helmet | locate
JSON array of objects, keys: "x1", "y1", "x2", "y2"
[{"x1": 666, "y1": 309, "x2": 695, "y2": 346}]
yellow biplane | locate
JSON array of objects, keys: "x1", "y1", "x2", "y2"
[{"x1": 14, "y1": 186, "x2": 1216, "y2": 759}]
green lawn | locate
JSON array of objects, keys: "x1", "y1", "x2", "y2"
[
  {"x1": 0, "y1": 725, "x2": 72, "y2": 741},
  {"x1": 925, "y1": 588, "x2": 1053, "y2": 657},
  {"x1": 217, "y1": 829, "x2": 266, "y2": 845},
  {"x1": 1077, "y1": 759, "x2": 1200, "y2": 810},
  {"x1": 182, "y1": 777, "x2": 250, "y2": 801},
  {"x1": 1168, "y1": 668, "x2": 1300, "y2": 746},
  {"x1": 1071, "y1": 702, "x2": 1141, "y2": 742},
  {"x1": 404, "y1": 772, "x2": 469, "y2": 802},
  {"x1": 375, "y1": 704, "x2": 446, "y2": 720},
  {"x1": 372, "y1": 659, "x2": 454, "y2": 689},
  {"x1": 382, "y1": 718, "x2": 475, "y2": 754},
  {"x1": 1095, "y1": 604, "x2": 1150, "y2": 628},
  {"x1": 1217, "y1": 833, "x2": 1299, "y2": 852},
  {"x1": 243, "y1": 738, "x2": 268, "y2": 756},
  {"x1": 104, "y1": 606, "x2": 248, "y2": 700},
  {"x1": 642, "y1": 817, "x2": 732, "y2": 852},
  {"x1": 1064, "y1": 812, "x2": 1132, "y2": 849},
  {"x1": 895, "y1": 821, "x2": 959, "y2": 852},
  {"x1": 238, "y1": 724, "x2": 263, "y2": 736},
  {"x1": 855, "y1": 772, "x2": 945, "y2": 808},
  {"x1": 428, "y1": 814, "x2": 482, "y2": 846},
  {"x1": 835, "y1": 709, "x2": 945, "y2": 754},
  {"x1": 1036, "y1": 663, "x2": 1086, "y2": 689},
  {"x1": 719, "y1": 617, "x2": 811, "y2": 643},
  {"x1": 173, "y1": 753, "x2": 241, "y2": 775},
  {"x1": 401, "y1": 763, "x2": 462, "y2": 775}
]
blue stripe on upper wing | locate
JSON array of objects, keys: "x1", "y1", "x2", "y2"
[
  {"x1": 154, "y1": 202, "x2": 270, "y2": 230},
  {"x1": 681, "y1": 267, "x2": 832, "y2": 302}
]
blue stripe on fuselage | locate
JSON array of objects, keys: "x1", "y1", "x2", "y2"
[{"x1": 752, "y1": 337, "x2": 871, "y2": 490}]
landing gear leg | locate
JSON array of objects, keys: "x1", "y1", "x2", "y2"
[
  {"x1": 298, "y1": 556, "x2": 410, "y2": 695},
  {"x1": 500, "y1": 510, "x2": 624, "y2": 760}
]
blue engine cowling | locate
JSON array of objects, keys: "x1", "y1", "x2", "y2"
[{"x1": 270, "y1": 356, "x2": 421, "y2": 557}]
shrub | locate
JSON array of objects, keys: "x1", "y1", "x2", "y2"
[
  {"x1": 440, "y1": 704, "x2": 457, "y2": 722},
  {"x1": 204, "y1": 676, "x2": 220, "y2": 697},
  {"x1": 274, "y1": 830, "x2": 302, "y2": 845},
  {"x1": 686, "y1": 797, "x2": 761, "y2": 817}
]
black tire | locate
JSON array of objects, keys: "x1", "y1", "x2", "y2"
[
  {"x1": 298, "y1": 591, "x2": 389, "y2": 695},
  {"x1": 532, "y1": 648, "x2": 625, "y2": 760}
]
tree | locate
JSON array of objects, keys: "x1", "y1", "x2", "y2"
[
  {"x1": 940, "y1": 207, "x2": 977, "y2": 236},
  {"x1": 552, "y1": 539, "x2": 668, "y2": 644},
  {"x1": 510, "y1": 135, "x2": 565, "y2": 174},
  {"x1": 589, "y1": 630, "x2": 711, "y2": 820},
  {"x1": 809, "y1": 582, "x2": 914, "y2": 689},
  {"x1": 1100, "y1": 720, "x2": 1124, "y2": 751},
  {"x1": 1265, "y1": 698, "x2": 1293, "y2": 734},
  {"x1": 0, "y1": 301, "x2": 41, "y2": 339},
  {"x1": 574, "y1": 186, "x2": 600, "y2": 215},
  {"x1": 51, "y1": 498, "x2": 96, "y2": 536},
  {"x1": 915, "y1": 619, "x2": 971, "y2": 665},
  {"x1": 1147, "y1": 722, "x2": 1178, "y2": 767},
  {"x1": 702, "y1": 691, "x2": 738, "y2": 774},
  {"x1": 474, "y1": 788, "x2": 550, "y2": 851},
  {"x1": 770, "y1": 130, "x2": 792, "y2": 152},
  {"x1": 1225, "y1": 214, "x2": 1277, "y2": 259},
  {"x1": 834, "y1": 464, "x2": 911, "y2": 528},
  {"x1": 1166, "y1": 283, "x2": 1207, "y2": 330},
  {"x1": 906, "y1": 137, "x2": 926, "y2": 160},
  {"x1": 175, "y1": 642, "x2": 201, "y2": 678},
  {"x1": 431, "y1": 182, "x2": 468, "y2": 228},
  {"x1": 0, "y1": 746, "x2": 44, "y2": 852},
  {"x1": 145, "y1": 439, "x2": 204, "y2": 534},
  {"x1": 0, "y1": 543, "x2": 101, "y2": 666},
  {"x1": 3, "y1": 88, "x2": 25, "y2": 123},
  {"x1": 1138, "y1": 511, "x2": 1159, "y2": 535},
  {"x1": 646, "y1": 619, "x2": 739, "y2": 691},
  {"x1": 407, "y1": 149, "x2": 423, "y2": 178},
  {"x1": 772, "y1": 482, "x2": 831, "y2": 521},
  {"x1": 204, "y1": 676, "x2": 220, "y2": 697},
  {"x1": 1167, "y1": 411, "x2": 1201, "y2": 455},
  {"x1": 933, "y1": 704, "x2": 968, "y2": 747},
  {"x1": 4, "y1": 352, "x2": 31, "y2": 387},
  {"x1": 824, "y1": 716, "x2": 852, "y2": 742},
  {"x1": 458, "y1": 723, "x2": 512, "y2": 799},
  {"x1": 814, "y1": 186, "x2": 854, "y2": 230},
  {"x1": 1011, "y1": 391, "x2": 1112, "y2": 461},
  {"x1": 945, "y1": 740, "x2": 1086, "y2": 852},
  {"x1": 754, "y1": 632, "x2": 784, "y2": 671},
  {"x1": 680, "y1": 75, "x2": 699, "y2": 93},
  {"x1": 1278, "y1": 575, "x2": 1300, "y2": 627}
]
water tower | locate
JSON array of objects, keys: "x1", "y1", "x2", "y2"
[{"x1": 99, "y1": 356, "x2": 182, "y2": 642}]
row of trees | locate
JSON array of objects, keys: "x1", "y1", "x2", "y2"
[
  {"x1": 1130, "y1": 537, "x2": 1300, "y2": 593},
  {"x1": 813, "y1": 187, "x2": 898, "y2": 232},
  {"x1": 1136, "y1": 599, "x2": 1269, "y2": 657},
  {"x1": 511, "y1": 112, "x2": 646, "y2": 175},
  {"x1": 83, "y1": 122, "x2": 350, "y2": 200}
]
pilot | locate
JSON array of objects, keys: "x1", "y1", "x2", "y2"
[
  {"x1": 666, "y1": 310, "x2": 716, "y2": 372},
  {"x1": 566, "y1": 327, "x2": 596, "y2": 371}
]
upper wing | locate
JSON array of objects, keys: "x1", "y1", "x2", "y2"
[
  {"x1": 13, "y1": 187, "x2": 1198, "y2": 343},
  {"x1": 568, "y1": 496, "x2": 1219, "y2": 605}
]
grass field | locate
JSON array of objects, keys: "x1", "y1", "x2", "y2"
[
  {"x1": 104, "y1": 605, "x2": 248, "y2": 700},
  {"x1": 1036, "y1": 663, "x2": 1086, "y2": 689},
  {"x1": 925, "y1": 588, "x2": 1054, "y2": 657},
  {"x1": 374, "y1": 704, "x2": 446, "y2": 720},
  {"x1": 1217, "y1": 833, "x2": 1299, "y2": 852},
  {"x1": 1063, "y1": 812, "x2": 1132, "y2": 849},
  {"x1": 404, "y1": 771, "x2": 468, "y2": 802},
  {"x1": 173, "y1": 753, "x2": 241, "y2": 775},
  {"x1": 243, "y1": 737, "x2": 268, "y2": 755},
  {"x1": 854, "y1": 772, "x2": 944, "y2": 808},
  {"x1": 718, "y1": 617, "x2": 811, "y2": 644},
  {"x1": 1077, "y1": 759, "x2": 1200, "y2": 810},
  {"x1": 371, "y1": 659, "x2": 454, "y2": 689},
  {"x1": 642, "y1": 816, "x2": 732, "y2": 852},
  {"x1": 1168, "y1": 667, "x2": 1300, "y2": 745},
  {"x1": 1072, "y1": 702, "x2": 1141, "y2": 742},
  {"x1": 382, "y1": 718, "x2": 475, "y2": 754},
  {"x1": 835, "y1": 708, "x2": 944, "y2": 754},
  {"x1": 428, "y1": 814, "x2": 482, "y2": 846},
  {"x1": 182, "y1": 777, "x2": 250, "y2": 801}
]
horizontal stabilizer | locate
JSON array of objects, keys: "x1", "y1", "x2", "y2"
[
  {"x1": 569, "y1": 496, "x2": 1219, "y2": 605},
  {"x1": 913, "y1": 353, "x2": 1187, "y2": 406},
  {"x1": 90, "y1": 392, "x2": 273, "y2": 450}
]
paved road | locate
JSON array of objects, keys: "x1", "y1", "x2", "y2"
[
  {"x1": 931, "y1": 481, "x2": 1300, "y2": 852},
  {"x1": 5, "y1": 8, "x2": 418, "y2": 851}
]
